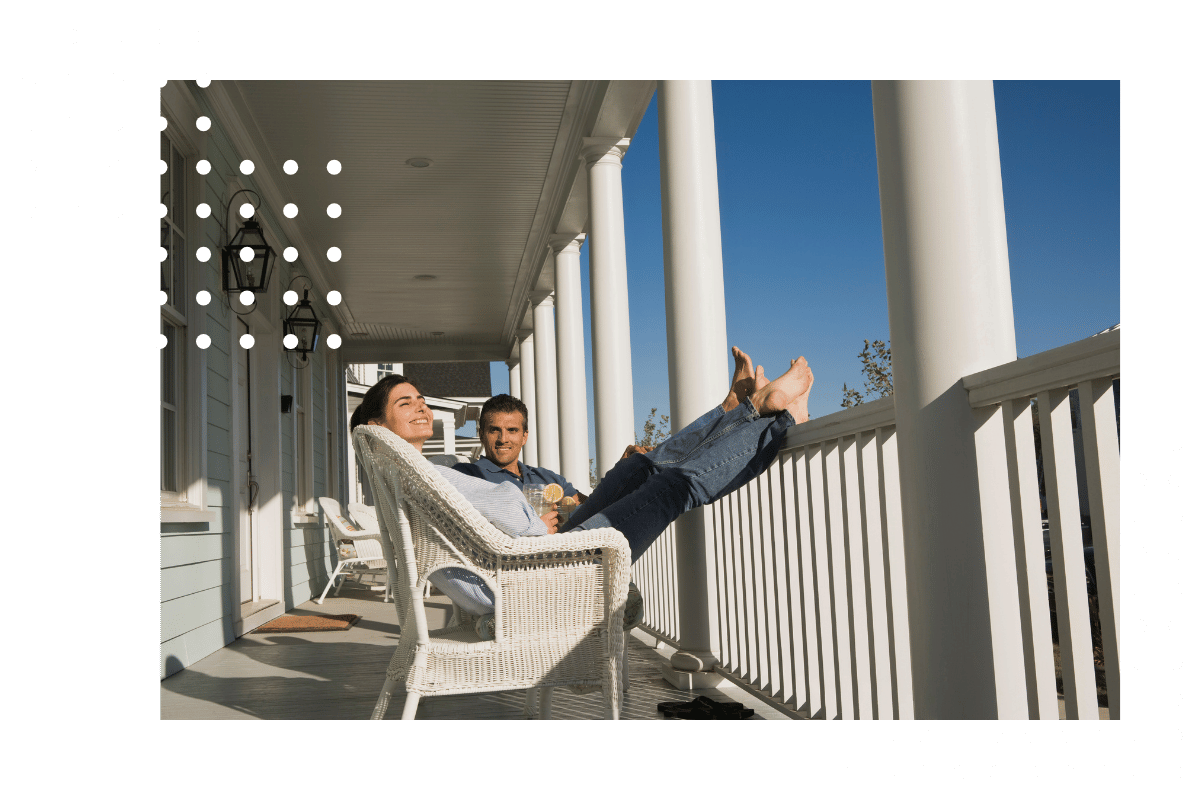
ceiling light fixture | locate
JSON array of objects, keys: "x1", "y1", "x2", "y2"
[{"x1": 405, "y1": 157, "x2": 433, "y2": 168}]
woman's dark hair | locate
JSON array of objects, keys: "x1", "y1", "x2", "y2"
[{"x1": 350, "y1": 374, "x2": 420, "y2": 431}]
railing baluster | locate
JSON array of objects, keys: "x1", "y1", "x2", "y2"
[
  {"x1": 758, "y1": 468, "x2": 781, "y2": 698},
  {"x1": 667, "y1": 522, "x2": 676, "y2": 642},
  {"x1": 795, "y1": 449, "x2": 822, "y2": 717},
  {"x1": 841, "y1": 435, "x2": 873, "y2": 718},
  {"x1": 807, "y1": 444, "x2": 836, "y2": 719},
  {"x1": 974, "y1": 400, "x2": 1035, "y2": 718},
  {"x1": 1003, "y1": 398, "x2": 1059, "y2": 718},
  {"x1": 1038, "y1": 388, "x2": 1100, "y2": 719},
  {"x1": 1077, "y1": 378, "x2": 1120, "y2": 719},
  {"x1": 823, "y1": 438, "x2": 854, "y2": 718},
  {"x1": 743, "y1": 479, "x2": 763, "y2": 690},
  {"x1": 777, "y1": 452, "x2": 805, "y2": 711},
  {"x1": 731, "y1": 485, "x2": 752, "y2": 683},
  {"x1": 765, "y1": 459, "x2": 792, "y2": 704},
  {"x1": 858, "y1": 428, "x2": 893, "y2": 719},
  {"x1": 749, "y1": 473, "x2": 773, "y2": 695},
  {"x1": 880, "y1": 426, "x2": 915, "y2": 719},
  {"x1": 712, "y1": 498, "x2": 731, "y2": 671}
]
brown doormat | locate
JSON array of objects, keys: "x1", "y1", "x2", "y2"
[{"x1": 251, "y1": 614, "x2": 361, "y2": 633}]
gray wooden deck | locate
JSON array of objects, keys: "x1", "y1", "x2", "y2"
[{"x1": 160, "y1": 584, "x2": 794, "y2": 720}]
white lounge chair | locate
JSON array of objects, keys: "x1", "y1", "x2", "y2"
[
  {"x1": 316, "y1": 496, "x2": 390, "y2": 604},
  {"x1": 348, "y1": 501, "x2": 406, "y2": 601},
  {"x1": 352, "y1": 423, "x2": 631, "y2": 720}
]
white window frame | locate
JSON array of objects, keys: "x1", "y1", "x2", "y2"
[
  {"x1": 160, "y1": 81, "x2": 209, "y2": 516},
  {"x1": 326, "y1": 353, "x2": 342, "y2": 505},
  {"x1": 294, "y1": 359, "x2": 315, "y2": 517}
]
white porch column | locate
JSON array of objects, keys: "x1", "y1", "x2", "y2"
[
  {"x1": 873, "y1": 80, "x2": 1026, "y2": 718},
  {"x1": 551, "y1": 233, "x2": 591, "y2": 491},
  {"x1": 532, "y1": 294, "x2": 561, "y2": 473},
  {"x1": 507, "y1": 359, "x2": 520, "y2": 397},
  {"x1": 582, "y1": 137, "x2": 636, "y2": 478},
  {"x1": 656, "y1": 80, "x2": 730, "y2": 684},
  {"x1": 517, "y1": 329, "x2": 538, "y2": 467}
]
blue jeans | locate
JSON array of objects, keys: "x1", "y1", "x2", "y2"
[{"x1": 568, "y1": 399, "x2": 794, "y2": 562}]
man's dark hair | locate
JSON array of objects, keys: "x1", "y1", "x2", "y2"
[
  {"x1": 350, "y1": 374, "x2": 421, "y2": 431},
  {"x1": 478, "y1": 393, "x2": 528, "y2": 432}
]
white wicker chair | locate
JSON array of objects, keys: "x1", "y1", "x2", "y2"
[
  {"x1": 352, "y1": 423, "x2": 631, "y2": 720},
  {"x1": 316, "y1": 496, "x2": 390, "y2": 604}
]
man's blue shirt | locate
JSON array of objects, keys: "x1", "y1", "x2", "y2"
[{"x1": 452, "y1": 456, "x2": 579, "y2": 498}]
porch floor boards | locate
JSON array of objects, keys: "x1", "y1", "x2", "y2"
[{"x1": 160, "y1": 584, "x2": 791, "y2": 720}]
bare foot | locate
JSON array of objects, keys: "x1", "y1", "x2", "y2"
[
  {"x1": 722, "y1": 346, "x2": 757, "y2": 412},
  {"x1": 749, "y1": 357, "x2": 815, "y2": 416},
  {"x1": 785, "y1": 364, "x2": 814, "y2": 423}
]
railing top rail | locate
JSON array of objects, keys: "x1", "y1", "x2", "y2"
[
  {"x1": 962, "y1": 328, "x2": 1120, "y2": 408},
  {"x1": 782, "y1": 394, "x2": 895, "y2": 450}
]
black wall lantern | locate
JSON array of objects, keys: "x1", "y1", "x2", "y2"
[
  {"x1": 284, "y1": 287, "x2": 321, "y2": 364},
  {"x1": 221, "y1": 190, "x2": 276, "y2": 301}
]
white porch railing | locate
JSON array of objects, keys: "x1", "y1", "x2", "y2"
[
  {"x1": 963, "y1": 327, "x2": 1120, "y2": 719},
  {"x1": 632, "y1": 522, "x2": 680, "y2": 643},
  {"x1": 632, "y1": 329, "x2": 1119, "y2": 719}
]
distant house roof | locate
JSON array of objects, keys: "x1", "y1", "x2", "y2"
[{"x1": 403, "y1": 362, "x2": 492, "y2": 398}]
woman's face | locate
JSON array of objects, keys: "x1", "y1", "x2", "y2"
[{"x1": 370, "y1": 382, "x2": 433, "y2": 445}]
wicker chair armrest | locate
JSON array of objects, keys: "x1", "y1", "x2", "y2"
[
  {"x1": 501, "y1": 526, "x2": 630, "y2": 560},
  {"x1": 492, "y1": 526, "x2": 631, "y2": 644},
  {"x1": 331, "y1": 528, "x2": 383, "y2": 542}
]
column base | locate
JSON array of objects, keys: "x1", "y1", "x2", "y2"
[{"x1": 660, "y1": 664, "x2": 728, "y2": 690}]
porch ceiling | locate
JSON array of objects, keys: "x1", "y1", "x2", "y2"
[{"x1": 215, "y1": 80, "x2": 655, "y2": 364}]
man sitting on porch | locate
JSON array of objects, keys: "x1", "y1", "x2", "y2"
[
  {"x1": 451, "y1": 394, "x2": 587, "y2": 505},
  {"x1": 351, "y1": 347, "x2": 813, "y2": 638}
]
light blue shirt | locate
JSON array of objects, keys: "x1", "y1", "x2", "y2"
[
  {"x1": 431, "y1": 465, "x2": 547, "y2": 539},
  {"x1": 427, "y1": 465, "x2": 547, "y2": 615}
]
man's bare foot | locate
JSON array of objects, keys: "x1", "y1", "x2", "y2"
[
  {"x1": 785, "y1": 363, "x2": 813, "y2": 423},
  {"x1": 749, "y1": 356, "x2": 815, "y2": 416},
  {"x1": 722, "y1": 346, "x2": 757, "y2": 412}
]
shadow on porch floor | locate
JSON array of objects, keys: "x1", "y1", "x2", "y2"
[{"x1": 160, "y1": 584, "x2": 794, "y2": 720}]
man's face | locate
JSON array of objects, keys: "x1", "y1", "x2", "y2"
[
  {"x1": 480, "y1": 410, "x2": 528, "y2": 472},
  {"x1": 371, "y1": 382, "x2": 433, "y2": 446}
]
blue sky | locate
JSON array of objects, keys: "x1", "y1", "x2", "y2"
[{"x1": 489, "y1": 80, "x2": 1120, "y2": 461}]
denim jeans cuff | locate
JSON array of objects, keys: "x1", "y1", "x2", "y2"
[{"x1": 742, "y1": 396, "x2": 796, "y2": 427}]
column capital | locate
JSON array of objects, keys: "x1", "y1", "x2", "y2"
[
  {"x1": 548, "y1": 232, "x2": 586, "y2": 255},
  {"x1": 529, "y1": 291, "x2": 554, "y2": 307},
  {"x1": 516, "y1": 327, "x2": 534, "y2": 341},
  {"x1": 581, "y1": 137, "x2": 631, "y2": 166}
]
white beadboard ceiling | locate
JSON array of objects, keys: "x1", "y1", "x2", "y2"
[{"x1": 221, "y1": 80, "x2": 655, "y2": 364}]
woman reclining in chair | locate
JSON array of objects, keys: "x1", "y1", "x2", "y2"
[{"x1": 349, "y1": 347, "x2": 813, "y2": 636}]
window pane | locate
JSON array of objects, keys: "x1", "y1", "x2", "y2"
[
  {"x1": 161, "y1": 221, "x2": 171, "y2": 295},
  {"x1": 160, "y1": 133, "x2": 170, "y2": 213},
  {"x1": 162, "y1": 321, "x2": 176, "y2": 405},
  {"x1": 162, "y1": 407, "x2": 177, "y2": 492},
  {"x1": 172, "y1": 146, "x2": 185, "y2": 224},
  {"x1": 173, "y1": 229, "x2": 186, "y2": 313}
]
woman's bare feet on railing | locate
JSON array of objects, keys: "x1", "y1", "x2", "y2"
[
  {"x1": 749, "y1": 356, "x2": 815, "y2": 417},
  {"x1": 722, "y1": 346, "x2": 758, "y2": 413}
]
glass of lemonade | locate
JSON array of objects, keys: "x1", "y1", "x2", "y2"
[{"x1": 523, "y1": 485, "x2": 551, "y2": 515}]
